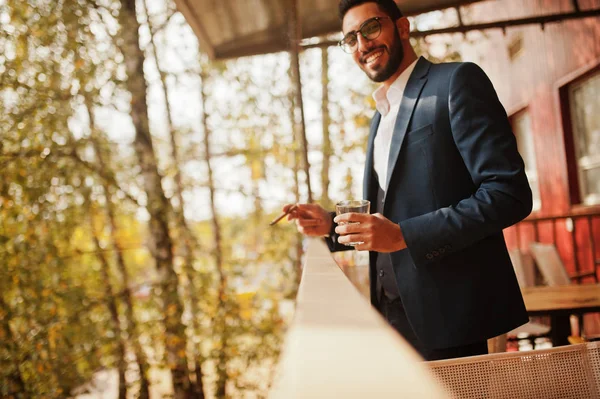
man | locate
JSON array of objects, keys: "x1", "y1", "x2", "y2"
[{"x1": 284, "y1": 0, "x2": 532, "y2": 361}]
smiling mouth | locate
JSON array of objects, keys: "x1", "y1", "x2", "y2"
[{"x1": 362, "y1": 49, "x2": 385, "y2": 66}]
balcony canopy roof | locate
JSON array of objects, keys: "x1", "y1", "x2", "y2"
[{"x1": 174, "y1": 0, "x2": 483, "y2": 60}]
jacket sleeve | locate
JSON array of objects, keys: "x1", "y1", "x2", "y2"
[{"x1": 397, "y1": 62, "x2": 532, "y2": 268}]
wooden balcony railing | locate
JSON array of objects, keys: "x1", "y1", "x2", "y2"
[
  {"x1": 268, "y1": 239, "x2": 449, "y2": 399},
  {"x1": 513, "y1": 207, "x2": 600, "y2": 283}
]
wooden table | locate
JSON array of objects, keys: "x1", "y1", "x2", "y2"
[{"x1": 521, "y1": 284, "x2": 600, "y2": 346}]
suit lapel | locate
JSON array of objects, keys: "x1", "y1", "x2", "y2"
[
  {"x1": 363, "y1": 111, "x2": 381, "y2": 204},
  {"x1": 384, "y1": 57, "x2": 431, "y2": 193}
]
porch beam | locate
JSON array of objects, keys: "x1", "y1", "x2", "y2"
[{"x1": 303, "y1": 8, "x2": 600, "y2": 50}]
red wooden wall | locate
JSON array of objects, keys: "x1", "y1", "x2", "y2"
[{"x1": 457, "y1": 0, "x2": 600, "y2": 282}]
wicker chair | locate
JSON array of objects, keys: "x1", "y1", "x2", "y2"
[{"x1": 429, "y1": 342, "x2": 600, "y2": 399}]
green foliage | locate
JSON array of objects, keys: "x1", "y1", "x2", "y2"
[{"x1": 0, "y1": 0, "x2": 116, "y2": 395}]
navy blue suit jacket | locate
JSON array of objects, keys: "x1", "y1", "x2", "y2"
[{"x1": 327, "y1": 57, "x2": 532, "y2": 350}]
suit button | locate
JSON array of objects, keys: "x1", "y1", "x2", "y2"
[
  {"x1": 379, "y1": 270, "x2": 384, "y2": 277},
  {"x1": 439, "y1": 247, "x2": 445, "y2": 254},
  {"x1": 426, "y1": 253, "x2": 434, "y2": 260},
  {"x1": 432, "y1": 250, "x2": 439, "y2": 256}
]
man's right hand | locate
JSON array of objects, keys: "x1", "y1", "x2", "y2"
[{"x1": 283, "y1": 203, "x2": 332, "y2": 237}]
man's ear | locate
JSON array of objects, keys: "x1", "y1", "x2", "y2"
[{"x1": 396, "y1": 17, "x2": 410, "y2": 39}]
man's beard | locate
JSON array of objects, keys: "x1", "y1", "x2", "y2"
[{"x1": 364, "y1": 28, "x2": 404, "y2": 83}]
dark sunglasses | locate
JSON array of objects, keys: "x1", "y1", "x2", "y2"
[{"x1": 339, "y1": 16, "x2": 390, "y2": 54}]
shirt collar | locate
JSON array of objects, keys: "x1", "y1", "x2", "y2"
[{"x1": 372, "y1": 58, "x2": 419, "y2": 116}]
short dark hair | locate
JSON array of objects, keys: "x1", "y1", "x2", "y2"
[{"x1": 338, "y1": 0, "x2": 403, "y2": 21}]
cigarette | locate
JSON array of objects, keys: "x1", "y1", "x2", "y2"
[{"x1": 269, "y1": 204, "x2": 298, "y2": 226}]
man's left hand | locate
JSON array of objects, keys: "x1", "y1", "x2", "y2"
[{"x1": 333, "y1": 213, "x2": 407, "y2": 252}]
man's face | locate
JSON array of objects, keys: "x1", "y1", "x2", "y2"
[{"x1": 342, "y1": 3, "x2": 404, "y2": 83}]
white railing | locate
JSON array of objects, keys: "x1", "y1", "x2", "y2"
[{"x1": 269, "y1": 239, "x2": 449, "y2": 398}]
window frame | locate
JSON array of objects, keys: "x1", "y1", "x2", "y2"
[{"x1": 557, "y1": 59, "x2": 600, "y2": 207}]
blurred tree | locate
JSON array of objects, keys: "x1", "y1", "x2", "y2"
[
  {"x1": 1, "y1": 0, "x2": 114, "y2": 396},
  {"x1": 84, "y1": 188, "x2": 128, "y2": 399},
  {"x1": 286, "y1": 0, "x2": 313, "y2": 204},
  {"x1": 140, "y1": 0, "x2": 207, "y2": 395},
  {"x1": 85, "y1": 98, "x2": 152, "y2": 399},
  {"x1": 411, "y1": 11, "x2": 464, "y2": 63},
  {"x1": 116, "y1": 0, "x2": 194, "y2": 397},
  {"x1": 198, "y1": 62, "x2": 231, "y2": 399}
]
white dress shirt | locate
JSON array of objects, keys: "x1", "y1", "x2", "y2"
[{"x1": 372, "y1": 59, "x2": 419, "y2": 190}]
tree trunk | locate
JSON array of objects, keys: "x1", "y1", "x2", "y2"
[
  {"x1": 117, "y1": 1, "x2": 192, "y2": 397},
  {"x1": 86, "y1": 99, "x2": 151, "y2": 399},
  {"x1": 199, "y1": 67, "x2": 228, "y2": 399},
  {"x1": 141, "y1": 1, "x2": 206, "y2": 396},
  {"x1": 320, "y1": 47, "x2": 332, "y2": 209},
  {"x1": 288, "y1": 69, "x2": 304, "y2": 284},
  {"x1": 104, "y1": 199, "x2": 152, "y2": 399},
  {"x1": 86, "y1": 199, "x2": 128, "y2": 399},
  {"x1": 287, "y1": 0, "x2": 313, "y2": 203}
]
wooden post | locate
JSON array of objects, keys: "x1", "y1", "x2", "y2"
[
  {"x1": 287, "y1": 0, "x2": 313, "y2": 203},
  {"x1": 321, "y1": 47, "x2": 332, "y2": 208}
]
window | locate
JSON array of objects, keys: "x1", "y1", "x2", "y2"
[
  {"x1": 511, "y1": 110, "x2": 541, "y2": 211},
  {"x1": 569, "y1": 70, "x2": 600, "y2": 205}
]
